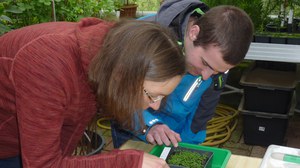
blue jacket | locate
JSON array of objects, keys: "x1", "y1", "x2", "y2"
[{"x1": 139, "y1": 74, "x2": 212, "y2": 144}]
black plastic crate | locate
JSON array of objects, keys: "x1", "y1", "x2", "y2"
[
  {"x1": 240, "y1": 67, "x2": 297, "y2": 114},
  {"x1": 238, "y1": 99, "x2": 290, "y2": 146}
]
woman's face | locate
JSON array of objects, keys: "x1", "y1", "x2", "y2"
[{"x1": 143, "y1": 75, "x2": 182, "y2": 110}]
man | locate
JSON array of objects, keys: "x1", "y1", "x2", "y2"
[{"x1": 111, "y1": 0, "x2": 254, "y2": 148}]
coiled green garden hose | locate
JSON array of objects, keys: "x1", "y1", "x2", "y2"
[
  {"x1": 97, "y1": 117, "x2": 111, "y2": 130},
  {"x1": 202, "y1": 104, "x2": 239, "y2": 146}
]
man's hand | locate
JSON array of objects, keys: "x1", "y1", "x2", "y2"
[{"x1": 146, "y1": 124, "x2": 181, "y2": 147}]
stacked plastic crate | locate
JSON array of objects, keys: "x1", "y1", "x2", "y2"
[{"x1": 239, "y1": 61, "x2": 298, "y2": 146}]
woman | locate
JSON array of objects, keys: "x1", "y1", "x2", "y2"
[{"x1": 0, "y1": 18, "x2": 185, "y2": 168}]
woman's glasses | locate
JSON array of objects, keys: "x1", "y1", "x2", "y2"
[{"x1": 143, "y1": 89, "x2": 164, "y2": 104}]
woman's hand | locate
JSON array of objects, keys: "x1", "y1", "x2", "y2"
[{"x1": 142, "y1": 153, "x2": 169, "y2": 168}]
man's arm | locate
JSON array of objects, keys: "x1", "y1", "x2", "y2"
[{"x1": 191, "y1": 73, "x2": 228, "y2": 134}]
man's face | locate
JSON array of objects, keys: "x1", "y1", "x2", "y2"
[
  {"x1": 184, "y1": 44, "x2": 233, "y2": 80},
  {"x1": 184, "y1": 24, "x2": 234, "y2": 80}
]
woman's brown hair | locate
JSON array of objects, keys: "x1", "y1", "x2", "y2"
[{"x1": 89, "y1": 20, "x2": 185, "y2": 130}]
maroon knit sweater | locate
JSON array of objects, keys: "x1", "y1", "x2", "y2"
[{"x1": 0, "y1": 18, "x2": 143, "y2": 167}]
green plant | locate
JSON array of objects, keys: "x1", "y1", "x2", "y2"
[
  {"x1": 0, "y1": 2, "x2": 11, "y2": 34},
  {"x1": 0, "y1": 15, "x2": 12, "y2": 35},
  {"x1": 202, "y1": 0, "x2": 265, "y2": 32},
  {"x1": 0, "y1": 0, "x2": 22, "y2": 35},
  {"x1": 122, "y1": 0, "x2": 137, "y2": 5},
  {"x1": 286, "y1": 0, "x2": 300, "y2": 10},
  {"x1": 113, "y1": 0, "x2": 123, "y2": 10},
  {"x1": 50, "y1": 0, "x2": 108, "y2": 22},
  {"x1": 94, "y1": 0, "x2": 117, "y2": 19},
  {"x1": 168, "y1": 150, "x2": 209, "y2": 168},
  {"x1": 2, "y1": 0, "x2": 119, "y2": 30},
  {"x1": 137, "y1": 0, "x2": 160, "y2": 11},
  {"x1": 262, "y1": 31, "x2": 300, "y2": 38}
]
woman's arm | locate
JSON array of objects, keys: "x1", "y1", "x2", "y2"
[{"x1": 12, "y1": 35, "x2": 145, "y2": 168}]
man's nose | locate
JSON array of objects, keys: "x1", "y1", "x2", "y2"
[{"x1": 202, "y1": 68, "x2": 215, "y2": 80}]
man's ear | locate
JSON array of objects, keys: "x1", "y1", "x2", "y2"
[{"x1": 188, "y1": 25, "x2": 200, "y2": 41}]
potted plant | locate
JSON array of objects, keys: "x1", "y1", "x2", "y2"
[{"x1": 119, "y1": 0, "x2": 138, "y2": 18}]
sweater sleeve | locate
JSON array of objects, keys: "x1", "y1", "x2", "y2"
[
  {"x1": 62, "y1": 149, "x2": 144, "y2": 168},
  {"x1": 12, "y1": 35, "x2": 143, "y2": 167}
]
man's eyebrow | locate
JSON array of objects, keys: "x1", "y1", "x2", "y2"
[{"x1": 201, "y1": 57, "x2": 218, "y2": 72}]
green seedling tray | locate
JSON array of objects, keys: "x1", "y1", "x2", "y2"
[{"x1": 150, "y1": 142, "x2": 231, "y2": 168}]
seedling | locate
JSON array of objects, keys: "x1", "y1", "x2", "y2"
[{"x1": 165, "y1": 146, "x2": 213, "y2": 168}]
